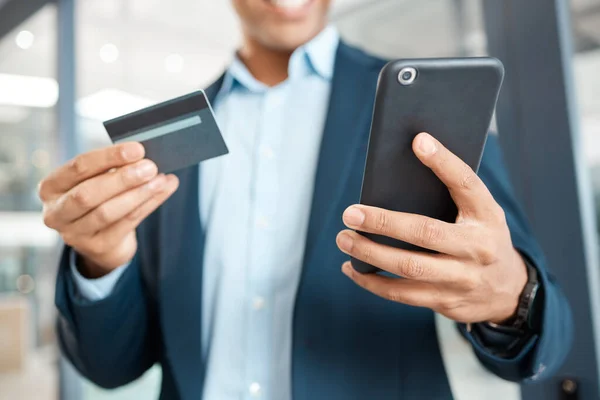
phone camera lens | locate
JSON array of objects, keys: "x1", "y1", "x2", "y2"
[{"x1": 398, "y1": 67, "x2": 417, "y2": 86}]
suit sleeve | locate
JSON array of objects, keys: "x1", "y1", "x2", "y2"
[
  {"x1": 69, "y1": 250, "x2": 130, "y2": 301},
  {"x1": 55, "y1": 246, "x2": 159, "y2": 389},
  {"x1": 457, "y1": 134, "x2": 573, "y2": 382}
]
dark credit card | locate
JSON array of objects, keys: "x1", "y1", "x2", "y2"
[{"x1": 103, "y1": 90, "x2": 228, "y2": 173}]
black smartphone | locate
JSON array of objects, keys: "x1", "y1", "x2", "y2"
[{"x1": 352, "y1": 57, "x2": 504, "y2": 274}]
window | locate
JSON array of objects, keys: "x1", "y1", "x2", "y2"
[{"x1": 571, "y1": 0, "x2": 600, "y2": 239}]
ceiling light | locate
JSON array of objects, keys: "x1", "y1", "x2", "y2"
[
  {"x1": 0, "y1": 106, "x2": 31, "y2": 124},
  {"x1": 165, "y1": 54, "x2": 184, "y2": 73},
  {"x1": 99, "y1": 43, "x2": 119, "y2": 63},
  {"x1": 0, "y1": 212, "x2": 58, "y2": 248},
  {"x1": 76, "y1": 88, "x2": 155, "y2": 121},
  {"x1": 0, "y1": 74, "x2": 58, "y2": 108},
  {"x1": 15, "y1": 30, "x2": 34, "y2": 50}
]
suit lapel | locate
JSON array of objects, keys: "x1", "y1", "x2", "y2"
[
  {"x1": 204, "y1": 76, "x2": 225, "y2": 103},
  {"x1": 303, "y1": 43, "x2": 382, "y2": 267},
  {"x1": 292, "y1": 43, "x2": 384, "y2": 398},
  {"x1": 158, "y1": 76, "x2": 224, "y2": 396}
]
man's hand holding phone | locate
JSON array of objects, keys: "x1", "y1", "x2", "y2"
[
  {"x1": 336, "y1": 132, "x2": 529, "y2": 325},
  {"x1": 39, "y1": 142, "x2": 179, "y2": 278}
]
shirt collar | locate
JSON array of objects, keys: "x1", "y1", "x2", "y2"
[
  {"x1": 297, "y1": 24, "x2": 339, "y2": 80},
  {"x1": 218, "y1": 25, "x2": 339, "y2": 96}
]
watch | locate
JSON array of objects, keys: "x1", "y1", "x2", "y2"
[{"x1": 487, "y1": 259, "x2": 543, "y2": 334}]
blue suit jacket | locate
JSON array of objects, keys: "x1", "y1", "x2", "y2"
[{"x1": 55, "y1": 42, "x2": 572, "y2": 399}]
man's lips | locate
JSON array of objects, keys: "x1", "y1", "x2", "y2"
[{"x1": 263, "y1": 0, "x2": 315, "y2": 19}]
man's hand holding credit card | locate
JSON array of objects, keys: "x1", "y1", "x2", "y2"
[
  {"x1": 38, "y1": 90, "x2": 227, "y2": 277},
  {"x1": 104, "y1": 90, "x2": 228, "y2": 173}
]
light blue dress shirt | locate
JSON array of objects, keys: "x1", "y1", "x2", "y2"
[{"x1": 71, "y1": 26, "x2": 340, "y2": 400}]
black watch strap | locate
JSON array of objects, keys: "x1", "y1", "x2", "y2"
[
  {"x1": 512, "y1": 260, "x2": 540, "y2": 331},
  {"x1": 483, "y1": 259, "x2": 542, "y2": 334}
]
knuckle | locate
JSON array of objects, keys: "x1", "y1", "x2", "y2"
[
  {"x1": 60, "y1": 231, "x2": 80, "y2": 247},
  {"x1": 360, "y1": 242, "x2": 374, "y2": 264},
  {"x1": 70, "y1": 187, "x2": 94, "y2": 209},
  {"x1": 375, "y1": 210, "x2": 390, "y2": 233},
  {"x1": 42, "y1": 209, "x2": 56, "y2": 229},
  {"x1": 397, "y1": 255, "x2": 425, "y2": 278},
  {"x1": 438, "y1": 296, "x2": 462, "y2": 314},
  {"x1": 94, "y1": 205, "x2": 112, "y2": 225},
  {"x1": 430, "y1": 287, "x2": 445, "y2": 309},
  {"x1": 459, "y1": 165, "x2": 476, "y2": 190},
  {"x1": 37, "y1": 179, "x2": 50, "y2": 200},
  {"x1": 473, "y1": 238, "x2": 499, "y2": 265},
  {"x1": 384, "y1": 289, "x2": 402, "y2": 303},
  {"x1": 416, "y1": 219, "x2": 444, "y2": 246},
  {"x1": 461, "y1": 271, "x2": 480, "y2": 292},
  {"x1": 68, "y1": 156, "x2": 88, "y2": 177}
]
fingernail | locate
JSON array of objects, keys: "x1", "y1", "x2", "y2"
[
  {"x1": 417, "y1": 133, "x2": 437, "y2": 155},
  {"x1": 128, "y1": 160, "x2": 155, "y2": 179},
  {"x1": 139, "y1": 160, "x2": 158, "y2": 178},
  {"x1": 166, "y1": 174, "x2": 179, "y2": 187},
  {"x1": 343, "y1": 206, "x2": 365, "y2": 227},
  {"x1": 342, "y1": 262, "x2": 352, "y2": 277},
  {"x1": 337, "y1": 233, "x2": 354, "y2": 252},
  {"x1": 121, "y1": 142, "x2": 144, "y2": 161},
  {"x1": 147, "y1": 174, "x2": 166, "y2": 191}
]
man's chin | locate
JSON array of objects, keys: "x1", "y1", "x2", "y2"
[{"x1": 256, "y1": 24, "x2": 325, "y2": 52}]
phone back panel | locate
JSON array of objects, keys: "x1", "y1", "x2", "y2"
[{"x1": 353, "y1": 58, "x2": 504, "y2": 273}]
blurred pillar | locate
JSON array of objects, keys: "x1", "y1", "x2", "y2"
[
  {"x1": 483, "y1": 0, "x2": 600, "y2": 399},
  {"x1": 56, "y1": 0, "x2": 83, "y2": 399},
  {"x1": 57, "y1": 0, "x2": 79, "y2": 161},
  {"x1": 451, "y1": 0, "x2": 468, "y2": 57}
]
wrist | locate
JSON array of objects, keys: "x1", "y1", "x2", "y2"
[
  {"x1": 488, "y1": 250, "x2": 529, "y2": 325},
  {"x1": 76, "y1": 253, "x2": 118, "y2": 279}
]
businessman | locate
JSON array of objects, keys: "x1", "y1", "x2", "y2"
[{"x1": 40, "y1": 0, "x2": 572, "y2": 399}]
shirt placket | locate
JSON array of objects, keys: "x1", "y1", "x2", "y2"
[{"x1": 243, "y1": 84, "x2": 286, "y2": 400}]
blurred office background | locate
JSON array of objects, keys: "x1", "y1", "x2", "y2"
[{"x1": 0, "y1": 0, "x2": 599, "y2": 399}]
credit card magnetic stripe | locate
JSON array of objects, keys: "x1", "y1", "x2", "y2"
[
  {"x1": 113, "y1": 114, "x2": 202, "y2": 144},
  {"x1": 103, "y1": 90, "x2": 210, "y2": 141}
]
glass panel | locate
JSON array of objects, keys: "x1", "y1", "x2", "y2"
[
  {"x1": 570, "y1": 0, "x2": 600, "y2": 240},
  {"x1": 75, "y1": 0, "x2": 239, "y2": 154},
  {"x1": 335, "y1": 0, "x2": 487, "y2": 58},
  {"x1": 0, "y1": 3, "x2": 59, "y2": 400},
  {"x1": 335, "y1": 0, "x2": 498, "y2": 131}
]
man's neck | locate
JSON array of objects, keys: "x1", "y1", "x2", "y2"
[{"x1": 237, "y1": 37, "x2": 293, "y2": 87}]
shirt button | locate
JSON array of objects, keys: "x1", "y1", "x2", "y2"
[
  {"x1": 252, "y1": 296, "x2": 266, "y2": 310},
  {"x1": 260, "y1": 144, "x2": 275, "y2": 160},
  {"x1": 249, "y1": 382, "x2": 261, "y2": 397},
  {"x1": 256, "y1": 215, "x2": 270, "y2": 229}
]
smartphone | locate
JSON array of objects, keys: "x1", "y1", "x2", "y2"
[{"x1": 351, "y1": 57, "x2": 504, "y2": 274}]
